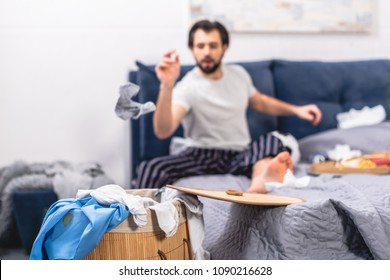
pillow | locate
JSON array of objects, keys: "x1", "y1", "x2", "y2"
[{"x1": 298, "y1": 121, "x2": 390, "y2": 162}]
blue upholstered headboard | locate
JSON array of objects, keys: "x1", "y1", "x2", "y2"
[{"x1": 129, "y1": 59, "x2": 390, "y2": 178}]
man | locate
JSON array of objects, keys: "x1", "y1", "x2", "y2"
[{"x1": 135, "y1": 20, "x2": 322, "y2": 193}]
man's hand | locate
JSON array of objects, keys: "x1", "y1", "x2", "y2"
[
  {"x1": 155, "y1": 49, "x2": 180, "y2": 88},
  {"x1": 295, "y1": 104, "x2": 322, "y2": 126}
]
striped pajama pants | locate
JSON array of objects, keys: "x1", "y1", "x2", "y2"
[{"x1": 134, "y1": 133, "x2": 284, "y2": 189}]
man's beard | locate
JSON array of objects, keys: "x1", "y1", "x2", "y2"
[{"x1": 196, "y1": 56, "x2": 223, "y2": 74}]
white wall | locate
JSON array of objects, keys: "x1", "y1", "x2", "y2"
[{"x1": 1, "y1": 0, "x2": 389, "y2": 187}]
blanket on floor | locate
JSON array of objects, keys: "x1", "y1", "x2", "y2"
[{"x1": 0, "y1": 160, "x2": 114, "y2": 244}]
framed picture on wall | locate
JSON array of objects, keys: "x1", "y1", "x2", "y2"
[{"x1": 189, "y1": 0, "x2": 374, "y2": 33}]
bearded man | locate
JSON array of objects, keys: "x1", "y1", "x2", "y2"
[{"x1": 135, "y1": 20, "x2": 322, "y2": 193}]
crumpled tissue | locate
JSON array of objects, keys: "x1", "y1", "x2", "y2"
[
  {"x1": 265, "y1": 169, "x2": 310, "y2": 189},
  {"x1": 327, "y1": 144, "x2": 362, "y2": 162}
]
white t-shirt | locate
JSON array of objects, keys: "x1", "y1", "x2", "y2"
[{"x1": 172, "y1": 64, "x2": 257, "y2": 151}]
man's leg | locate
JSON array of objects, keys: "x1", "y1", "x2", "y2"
[
  {"x1": 135, "y1": 148, "x2": 235, "y2": 189},
  {"x1": 135, "y1": 153, "x2": 197, "y2": 189},
  {"x1": 246, "y1": 151, "x2": 293, "y2": 193}
]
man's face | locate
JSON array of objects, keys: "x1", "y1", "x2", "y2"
[{"x1": 191, "y1": 29, "x2": 227, "y2": 74}]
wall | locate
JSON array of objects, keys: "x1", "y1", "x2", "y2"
[{"x1": 1, "y1": 0, "x2": 389, "y2": 187}]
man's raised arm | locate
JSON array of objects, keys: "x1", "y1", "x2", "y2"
[{"x1": 153, "y1": 50, "x2": 187, "y2": 139}]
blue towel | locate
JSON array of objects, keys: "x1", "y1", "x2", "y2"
[{"x1": 30, "y1": 197, "x2": 128, "y2": 260}]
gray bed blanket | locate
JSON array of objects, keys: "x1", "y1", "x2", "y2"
[
  {"x1": 174, "y1": 169, "x2": 390, "y2": 260},
  {"x1": 0, "y1": 160, "x2": 114, "y2": 244}
]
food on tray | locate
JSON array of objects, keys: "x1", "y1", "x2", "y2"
[
  {"x1": 369, "y1": 157, "x2": 390, "y2": 166},
  {"x1": 338, "y1": 158, "x2": 376, "y2": 169},
  {"x1": 337, "y1": 152, "x2": 390, "y2": 169},
  {"x1": 364, "y1": 152, "x2": 390, "y2": 166},
  {"x1": 311, "y1": 151, "x2": 390, "y2": 175}
]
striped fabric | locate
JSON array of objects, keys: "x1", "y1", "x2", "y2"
[{"x1": 134, "y1": 133, "x2": 284, "y2": 189}]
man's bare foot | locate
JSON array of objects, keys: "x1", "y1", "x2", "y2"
[{"x1": 247, "y1": 151, "x2": 293, "y2": 194}]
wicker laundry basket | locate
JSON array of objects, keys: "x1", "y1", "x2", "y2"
[{"x1": 85, "y1": 189, "x2": 191, "y2": 260}]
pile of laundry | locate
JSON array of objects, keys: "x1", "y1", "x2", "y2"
[
  {"x1": 29, "y1": 185, "x2": 209, "y2": 260},
  {"x1": 0, "y1": 160, "x2": 114, "y2": 245}
]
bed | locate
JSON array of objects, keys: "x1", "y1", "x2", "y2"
[{"x1": 129, "y1": 59, "x2": 390, "y2": 260}]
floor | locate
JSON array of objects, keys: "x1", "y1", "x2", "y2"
[{"x1": 0, "y1": 246, "x2": 30, "y2": 260}]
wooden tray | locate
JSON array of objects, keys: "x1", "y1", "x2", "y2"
[
  {"x1": 310, "y1": 161, "x2": 390, "y2": 175},
  {"x1": 166, "y1": 185, "x2": 304, "y2": 206}
]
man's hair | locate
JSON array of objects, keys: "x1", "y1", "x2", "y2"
[{"x1": 188, "y1": 20, "x2": 229, "y2": 48}]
